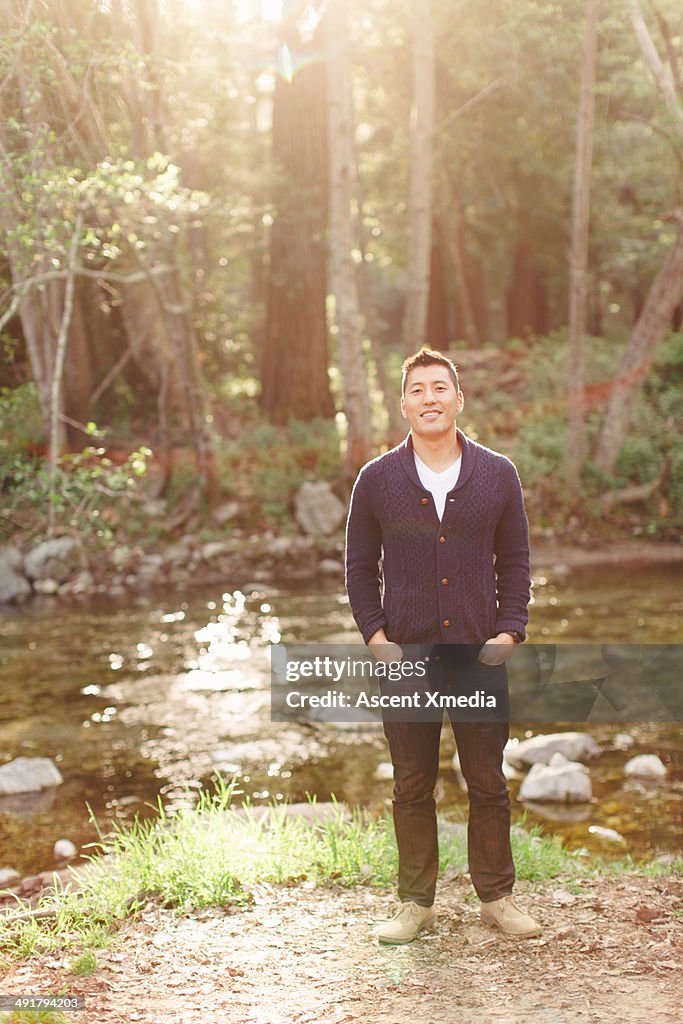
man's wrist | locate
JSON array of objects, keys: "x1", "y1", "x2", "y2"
[{"x1": 502, "y1": 630, "x2": 524, "y2": 644}]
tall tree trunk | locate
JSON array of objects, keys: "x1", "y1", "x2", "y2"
[
  {"x1": 506, "y1": 238, "x2": 549, "y2": 337},
  {"x1": 593, "y1": 212, "x2": 683, "y2": 474},
  {"x1": 63, "y1": 289, "x2": 93, "y2": 448},
  {"x1": 438, "y1": 172, "x2": 479, "y2": 344},
  {"x1": 567, "y1": 0, "x2": 599, "y2": 490},
  {"x1": 402, "y1": 0, "x2": 435, "y2": 353},
  {"x1": 426, "y1": 219, "x2": 450, "y2": 351},
  {"x1": 261, "y1": 3, "x2": 334, "y2": 423},
  {"x1": 325, "y1": 0, "x2": 372, "y2": 477},
  {"x1": 351, "y1": 133, "x2": 404, "y2": 443},
  {"x1": 47, "y1": 215, "x2": 82, "y2": 535}
]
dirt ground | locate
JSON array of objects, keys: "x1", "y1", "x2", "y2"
[{"x1": 1, "y1": 874, "x2": 682, "y2": 1024}]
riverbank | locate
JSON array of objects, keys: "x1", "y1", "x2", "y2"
[
  {"x1": 3, "y1": 874, "x2": 682, "y2": 1024},
  {"x1": 2, "y1": 527, "x2": 682, "y2": 611}
]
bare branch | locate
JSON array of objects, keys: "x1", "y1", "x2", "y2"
[
  {"x1": 599, "y1": 455, "x2": 671, "y2": 507},
  {"x1": 47, "y1": 214, "x2": 83, "y2": 536},
  {"x1": 433, "y1": 76, "x2": 506, "y2": 138},
  {"x1": 627, "y1": 0, "x2": 683, "y2": 137},
  {"x1": 650, "y1": 3, "x2": 683, "y2": 97},
  {"x1": 91, "y1": 344, "x2": 133, "y2": 404},
  {"x1": 0, "y1": 0, "x2": 36, "y2": 99},
  {"x1": 0, "y1": 291, "x2": 22, "y2": 336},
  {"x1": 619, "y1": 110, "x2": 683, "y2": 170}
]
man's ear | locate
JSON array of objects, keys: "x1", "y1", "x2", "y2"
[
  {"x1": 457, "y1": 390, "x2": 464, "y2": 413},
  {"x1": 400, "y1": 395, "x2": 407, "y2": 419}
]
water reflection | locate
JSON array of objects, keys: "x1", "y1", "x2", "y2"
[{"x1": 0, "y1": 564, "x2": 681, "y2": 876}]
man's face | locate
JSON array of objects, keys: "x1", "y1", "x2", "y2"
[{"x1": 401, "y1": 363, "x2": 464, "y2": 436}]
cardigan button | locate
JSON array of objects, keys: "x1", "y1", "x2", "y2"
[
  {"x1": 443, "y1": 619, "x2": 451, "y2": 627},
  {"x1": 439, "y1": 535, "x2": 446, "y2": 544},
  {"x1": 420, "y1": 497, "x2": 429, "y2": 505},
  {"x1": 441, "y1": 578, "x2": 448, "y2": 586}
]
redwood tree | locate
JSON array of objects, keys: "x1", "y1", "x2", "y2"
[{"x1": 260, "y1": 1, "x2": 335, "y2": 423}]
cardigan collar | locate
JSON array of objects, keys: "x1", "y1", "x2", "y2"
[{"x1": 397, "y1": 428, "x2": 478, "y2": 492}]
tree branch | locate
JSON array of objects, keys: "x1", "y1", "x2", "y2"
[
  {"x1": 91, "y1": 344, "x2": 133, "y2": 404},
  {"x1": 619, "y1": 110, "x2": 683, "y2": 171},
  {"x1": 47, "y1": 214, "x2": 83, "y2": 536},
  {"x1": 599, "y1": 455, "x2": 671, "y2": 507},
  {"x1": 433, "y1": 76, "x2": 506, "y2": 138},
  {"x1": 627, "y1": 0, "x2": 683, "y2": 138}
]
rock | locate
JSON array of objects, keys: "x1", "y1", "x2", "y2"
[
  {"x1": 374, "y1": 762, "x2": 394, "y2": 782},
  {"x1": 137, "y1": 556, "x2": 164, "y2": 579},
  {"x1": 212, "y1": 501, "x2": 239, "y2": 526},
  {"x1": 0, "y1": 546, "x2": 31, "y2": 604},
  {"x1": 0, "y1": 544, "x2": 22, "y2": 572},
  {"x1": 0, "y1": 867, "x2": 20, "y2": 887},
  {"x1": 24, "y1": 537, "x2": 86, "y2": 583},
  {"x1": 319, "y1": 559, "x2": 344, "y2": 575},
  {"x1": 111, "y1": 546, "x2": 132, "y2": 569},
  {"x1": 437, "y1": 819, "x2": 467, "y2": 845},
  {"x1": 143, "y1": 498, "x2": 166, "y2": 518},
  {"x1": 519, "y1": 759, "x2": 592, "y2": 803},
  {"x1": 232, "y1": 801, "x2": 352, "y2": 825},
  {"x1": 614, "y1": 732, "x2": 635, "y2": 750},
  {"x1": 268, "y1": 536, "x2": 295, "y2": 556},
  {"x1": 53, "y1": 839, "x2": 77, "y2": 860},
  {"x1": 59, "y1": 569, "x2": 94, "y2": 596},
  {"x1": 0, "y1": 757, "x2": 63, "y2": 795},
  {"x1": 521, "y1": 800, "x2": 591, "y2": 822},
  {"x1": 294, "y1": 481, "x2": 346, "y2": 537},
  {"x1": 652, "y1": 853, "x2": 677, "y2": 866},
  {"x1": 624, "y1": 754, "x2": 667, "y2": 778},
  {"x1": 201, "y1": 541, "x2": 234, "y2": 561},
  {"x1": 19, "y1": 874, "x2": 43, "y2": 895},
  {"x1": 0, "y1": 788, "x2": 57, "y2": 817},
  {"x1": 505, "y1": 731, "x2": 601, "y2": 768},
  {"x1": 33, "y1": 577, "x2": 59, "y2": 595},
  {"x1": 164, "y1": 542, "x2": 192, "y2": 564},
  {"x1": 141, "y1": 553, "x2": 164, "y2": 568},
  {"x1": 588, "y1": 825, "x2": 625, "y2": 844}
]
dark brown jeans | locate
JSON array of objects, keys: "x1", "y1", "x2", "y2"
[{"x1": 381, "y1": 657, "x2": 514, "y2": 907}]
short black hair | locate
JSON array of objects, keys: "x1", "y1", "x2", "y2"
[{"x1": 401, "y1": 348, "x2": 460, "y2": 394}]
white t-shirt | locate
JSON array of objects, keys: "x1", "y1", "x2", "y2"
[{"x1": 414, "y1": 452, "x2": 462, "y2": 521}]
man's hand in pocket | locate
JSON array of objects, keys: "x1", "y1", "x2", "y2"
[
  {"x1": 368, "y1": 628, "x2": 404, "y2": 665},
  {"x1": 478, "y1": 633, "x2": 517, "y2": 666}
]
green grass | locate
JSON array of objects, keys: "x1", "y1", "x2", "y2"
[
  {"x1": 0, "y1": 778, "x2": 679, "y2": 966},
  {"x1": 0, "y1": 1014, "x2": 73, "y2": 1024}
]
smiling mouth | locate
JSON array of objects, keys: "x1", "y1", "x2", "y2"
[{"x1": 421, "y1": 410, "x2": 441, "y2": 419}]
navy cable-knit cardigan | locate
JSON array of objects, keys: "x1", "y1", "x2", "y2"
[{"x1": 345, "y1": 429, "x2": 531, "y2": 647}]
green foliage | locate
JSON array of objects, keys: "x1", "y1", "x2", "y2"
[
  {"x1": 0, "y1": 1013, "x2": 73, "y2": 1024},
  {"x1": 0, "y1": 383, "x2": 43, "y2": 455},
  {"x1": 69, "y1": 949, "x2": 97, "y2": 976},
  {"x1": 0, "y1": 778, "x2": 586, "y2": 962},
  {"x1": 217, "y1": 416, "x2": 342, "y2": 528},
  {"x1": 4, "y1": 775, "x2": 678, "y2": 966},
  {"x1": 2, "y1": 442, "x2": 151, "y2": 544}
]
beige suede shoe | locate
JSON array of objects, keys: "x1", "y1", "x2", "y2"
[
  {"x1": 375, "y1": 901, "x2": 437, "y2": 944},
  {"x1": 480, "y1": 895, "x2": 541, "y2": 938}
]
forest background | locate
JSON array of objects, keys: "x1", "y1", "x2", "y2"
[{"x1": 1, "y1": 0, "x2": 682, "y2": 550}]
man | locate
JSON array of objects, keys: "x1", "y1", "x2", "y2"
[{"x1": 345, "y1": 347, "x2": 540, "y2": 944}]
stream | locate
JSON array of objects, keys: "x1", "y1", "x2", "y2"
[{"x1": 0, "y1": 560, "x2": 681, "y2": 877}]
